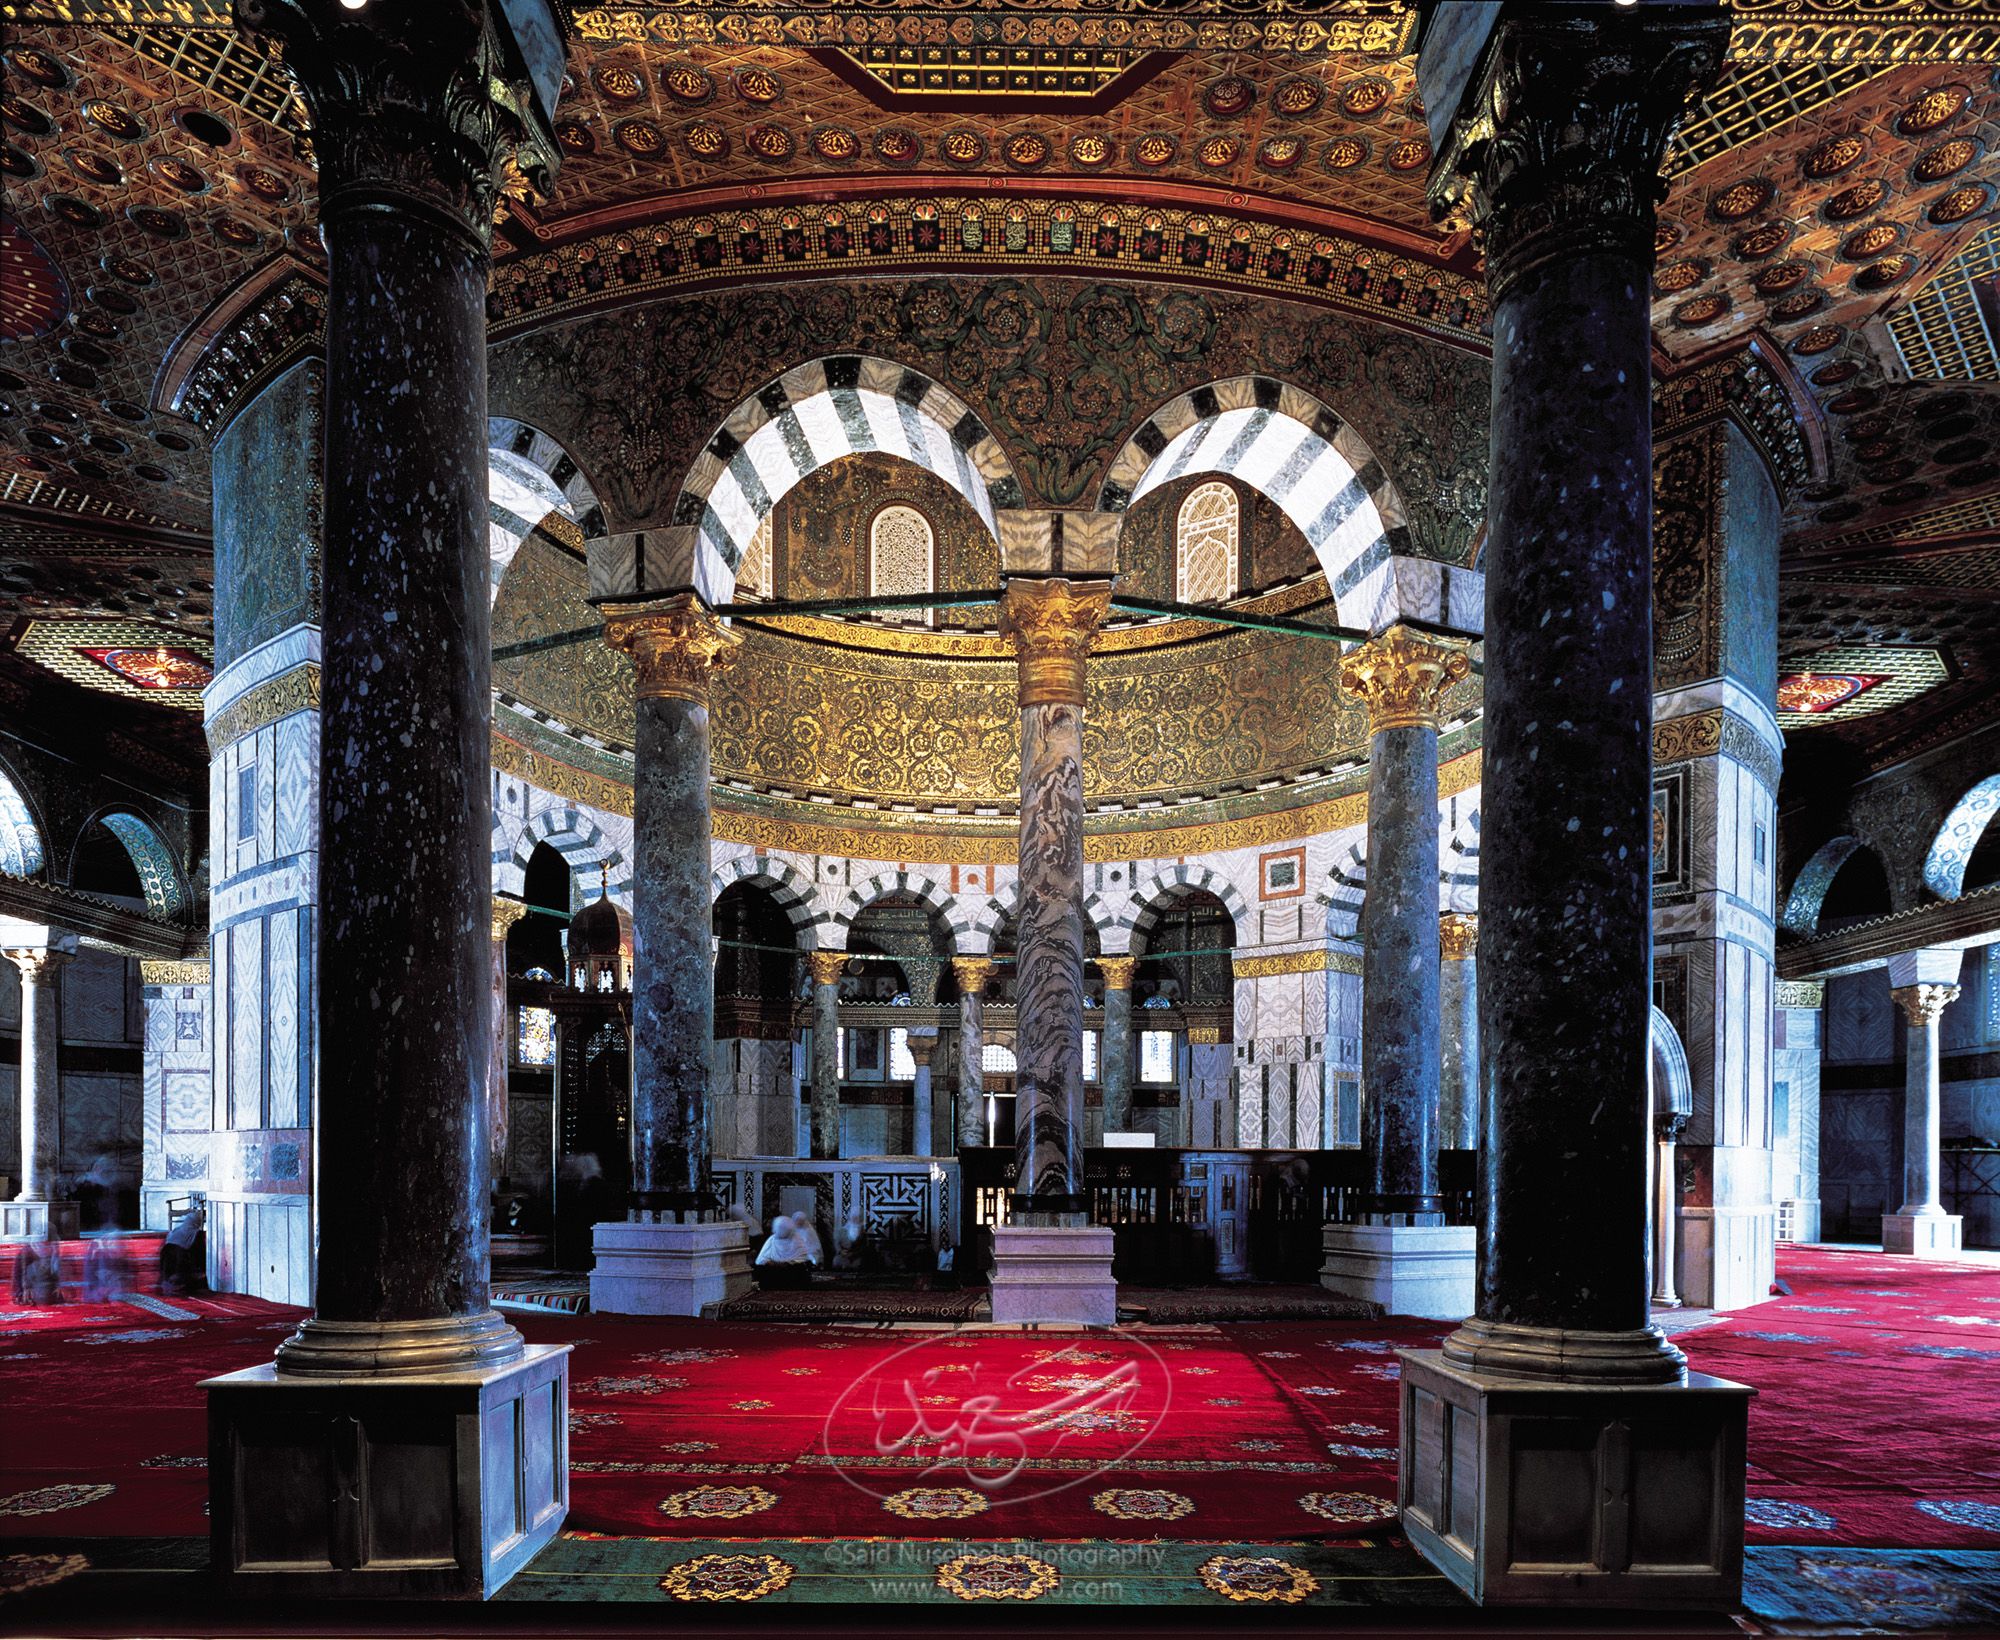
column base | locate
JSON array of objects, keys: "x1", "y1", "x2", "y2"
[
  {"x1": 1319, "y1": 1222, "x2": 1474, "y2": 1320},
  {"x1": 989, "y1": 1223, "x2": 1118, "y2": 1326},
  {"x1": 1, "y1": 1199, "x2": 79, "y2": 1242},
  {"x1": 204, "y1": 1343, "x2": 570, "y2": 1600},
  {"x1": 1676, "y1": 1204, "x2": 1777, "y2": 1312},
  {"x1": 1882, "y1": 1211, "x2": 1962, "y2": 1258},
  {"x1": 588, "y1": 1219, "x2": 752, "y2": 1317},
  {"x1": 1398, "y1": 1349, "x2": 1751, "y2": 1609}
]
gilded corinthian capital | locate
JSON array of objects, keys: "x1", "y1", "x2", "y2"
[
  {"x1": 1892, "y1": 983, "x2": 1960, "y2": 1029},
  {"x1": 999, "y1": 578, "x2": 1112, "y2": 707},
  {"x1": 602, "y1": 594, "x2": 742, "y2": 705},
  {"x1": 1339, "y1": 625, "x2": 1471, "y2": 734},
  {"x1": 807, "y1": 949, "x2": 848, "y2": 987},
  {"x1": 951, "y1": 955, "x2": 994, "y2": 994},
  {"x1": 1439, "y1": 913, "x2": 1478, "y2": 962}
]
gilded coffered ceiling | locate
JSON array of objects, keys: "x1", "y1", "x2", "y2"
[{"x1": 1, "y1": 4, "x2": 1998, "y2": 782}]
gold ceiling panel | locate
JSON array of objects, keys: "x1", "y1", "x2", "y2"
[{"x1": 1889, "y1": 223, "x2": 2000, "y2": 381}]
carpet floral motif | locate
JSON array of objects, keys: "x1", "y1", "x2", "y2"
[
  {"x1": 579, "y1": 1375, "x2": 686, "y2": 1394},
  {"x1": 883, "y1": 1487, "x2": 989, "y2": 1521},
  {"x1": 1326, "y1": 1443, "x2": 1396, "y2": 1461},
  {"x1": 657, "y1": 1485, "x2": 778, "y2": 1521},
  {"x1": 1025, "y1": 1407, "x2": 1144, "y2": 1436},
  {"x1": 1297, "y1": 1385, "x2": 1345, "y2": 1397},
  {"x1": 0, "y1": 1485, "x2": 114, "y2": 1517},
  {"x1": 138, "y1": 1455, "x2": 205, "y2": 1469},
  {"x1": 658, "y1": 1440, "x2": 717, "y2": 1455},
  {"x1": 1196, "y1": 1554, "x2": 1320, "y2": 1604},
  {"x1": 935, "y1": 1552, "x2": 1060, "y2": 1602},
  {"x1": 1746, "y1": 1500, "x2": 1838, "y2": 1531},
  {"x1": 658, "y1": 1552, "x2": 795, "y2": 1602},
  {"x1": 569, "y1": 1411, "x2": 621, "y2": 1433},
  {"x1": 1298, "y1": 1490, "x2": 1396, "y2": 1524},
  {"x1": 636, "y1": 1347, "x2": 735, "y2": 1365},
  {"x1": 0, "y1": 1552, "x2": 89, "y2": 1596},
  {"x1": 1916, "y1": 1501, "x2": 2000, "y2": 1532},
  {"x1": 730, "y1": 1398, "x2": 774, "y2": 1411},
  {"x1": 1090, "y1": 1488, "x2": 1195, "y2": 1522}
]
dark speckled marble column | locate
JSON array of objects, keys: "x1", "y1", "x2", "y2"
[
  {"x1": 1428, "y1": 9, "x2": 1728, "y2": 1385},
  {"x1": 604, "y1": 597, "x2": 741, "y2": 1217},
  {"x1": 1001, "y1": 578, "x2": 1111, "y2": 1220},
  {"x1": 808, "y1": 950, "x2": 845, "y2": 1158},
  {"x1": 951, "y1": 956, "x2": 991, "y2": 1149},
  {"x1": 258, "y1": 0, "x2": 565, "y2": 1377},
  {"x1": 1342, "y1": 629, "x2": 1468, "y2": 1222},
  {"x1": 1097, "y1": 955, "x2": 1137, "y2": 1136}
]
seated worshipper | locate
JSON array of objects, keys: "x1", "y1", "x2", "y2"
[
  {"x1": 755, "y1": 1214, "x2": 813, "y2": 1289},
  {"x1": 10, "y1": 1235, "x2": 63, "y2": 1305},
  {"x1": 790, "y1": 1210, "x2": 825, "y2": 1268},
  {"x1": 158, "y1": 1199, "x2": 207, "y2": 1296},
  {"x1": 833, "y1": 1214, "x2": 875, "y2": 1273}
]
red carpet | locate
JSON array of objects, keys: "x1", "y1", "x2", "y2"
[{"x1": 3, "y1": 1245, "x2": 1997, "y2": 1551}]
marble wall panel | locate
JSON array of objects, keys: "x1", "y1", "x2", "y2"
[
  {"x1": 229, "y1": 916, "x2": 264, "y2": 1130},
  {"x1": 61, "y1": 952, "x2": 130, "y2": 1045},
  {"x1": 1826, "y1": 971, "x2": 1896, "y2": 1064},
  {"x1": 0, "y1": 1063, "x2": 17, "y2": 1183},
  {"x1": 266, "y1": 910, "x2": 300, "y2": 1129}
]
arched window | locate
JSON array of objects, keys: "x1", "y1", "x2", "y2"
[
  {"x1": 869, "y1": 504, "x2": 934, "y2": 626},
  {"x1": 737, "y1": 515, "x2": 773, "y2": 601},
  {"x1": 1176, "y1": 480, "x2": 1238, "y2": 604}
]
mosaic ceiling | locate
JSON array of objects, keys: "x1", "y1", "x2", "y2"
[{"x1": 0, "y1": 14, "x2": 1997, "y2": 777}]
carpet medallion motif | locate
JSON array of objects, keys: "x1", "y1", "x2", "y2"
[
  {"x1": 657, "y1": 1486, "x2": 778, "y2": 1520},
  {"x1": 658, "y1": 1551, "x2": 795, "y2": 1602},
  {"x1": 935, "y1": 1552, "x2": 1060, "y2": 1601},
  {"x1": 1196, "y1": 1553, "x2": 1320, "y2": 1603},
  {"x1": 1090, "y1": 1488, "x2": 1195, "y2": 1521},
  {"x1": 0, "y1": 1486, "x2": 114, "y2": 1518},
  {"x1": 882, "y1": 1487, "x2": 988, "y2": 1520},
  {"x1": 1298, "y1": 1491, "x2": 1398, "y2": 1524}
]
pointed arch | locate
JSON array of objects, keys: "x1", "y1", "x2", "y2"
[
  {"x1": 829, "y1": 868, "x2": 974, "y2": 954},
  {"x1": 1097, "y1": 375, "x2": 1481, "y2": 634},
  {"x1": 667, "y1": 356, "x2": 1024, "y2": 603},
  {"x1": 74, "y1": 809, "x2": 188, "y2": 921},
  {"x1": 487, "y1": 417, "x2": 605, "y2": 610},
  {"x1": 1440, "y1": 792, "x2": 1481, "y2": 916},
  {"x1": 1924, "y1": 774, "x2": 2000, "y2": 901},
  {"x1": 1316, "y1": 830, "x2": 1369, "y2": 940},
  {"x1": 497, "y1": 803, "x2": 631, "y2": 902},
  {"x1": 1781, "y1": 835, "x2": 1865, "y2": 936},
  {"x1": 1649, "y1": 1006, "x2": 1694, "y2": 1121},
  {"x1": 0, "y1": 757, "x2": 46, "y2": 881},
  {"x1": 710, "y1": 854, "x2": 824, "y2": 949},
  {"x1": 970, "y1": 878, "x2": 1115, "y2": 956},
  {"x1": 1118, "y1": 863, "x2": 1249, "y2": 950}
]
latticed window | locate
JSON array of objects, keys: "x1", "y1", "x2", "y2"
[
  {"x1": 869, "y1": 504, "x2": 934, "y2": 626},
  {"x1": 737, "y1": 516, "x2": 773, "y2": 600},
  {"x1": 1176, "y1": 481, "x2": 1238, "y2": 604}
]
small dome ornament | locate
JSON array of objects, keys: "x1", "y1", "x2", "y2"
[{"x1": 567, "y1": 864, "x2": 632, "y2": 994}]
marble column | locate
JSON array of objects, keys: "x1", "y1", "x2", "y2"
[
  {"x1": 807, "y1": 949, "x2": 845, "y2": 1159},
  {"x1": 1884, "y1": 949, "x2": 1965, "y2": 1257},
  {"x1": 1399, "y1": 8, "x2": 1748, "y2": 1607},
  {"x1": 490, "y1": 897, "x2": 528, "y2": 1185},
  {"x1": 907, "y1": 1028, "x2": 938, "y2": 1157},
  {"x1": 1344, "y1": 628, "x2": 1468, "y2": 1220},
  {"x1": 1652, "y1": 1111, "x2": 1686, "y2": 1309},
  {"x1": 951, "y1": 955, "x2": 990, "y2": 1149},
  {"x1": 1097, "y1": 955, "x2": 1136, "y2": 1136},
  {"x1": 999, "y1": 577, "x2": 1110, "y2": 1220},
  {"x1": 1438, "y1": 914, "x2": 1478, "y2": 1152},
  {"x1": 601, "y1": 597, "x2": 739, "y2": 1218},
  {"x1": 991, "y1": 576, "x2": 1116, "y2": 1325},
  {"x1": 208, "y1": 0, "x2": 571, "y2": 1597},
  {"x1": 1, "y1": 934, "x2": 79, "y2": 1242}
]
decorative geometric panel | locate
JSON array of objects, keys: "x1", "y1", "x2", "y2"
[
  {"x1": 517, "y1": 1005, "x2": 556, "y2": 1067},
  {"x1": 1775, "y1": 646, "x2": 1949, "y2": 726},
  {"x1": 859, "y1": 1169, "x2": 926, "y2": 1236},
  {"x1": 0, "y1": 765, "x2": 44, "y2": 878},
  {"x1": 1651, "y1": 765, "x2": 1694, "y2": 906},
  {"x1": 1777, "y1": 672, "x2": 1889, "y2": 715},
  {"x1": 1176, "y1": 480, "x2": 1238, "y2": 605},
  {"x1": 13, "y1": 619, "x2": 213, "y2": 710},
  {"x1": 869, "y1": 504, "x2": 934, "y2": 626},
  {"x1": 1890, "y1": 225, "x2": 2000, "y2": 383},
  {"x1": 737, "y1": 516, "x2": 774, "y2": 601}
]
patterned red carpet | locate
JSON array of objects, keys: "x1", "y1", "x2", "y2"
[{"x1": 2, "y1": 1244, "x2": 1997, "y2": 1552}]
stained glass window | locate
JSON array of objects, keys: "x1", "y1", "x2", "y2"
[
  {"x1": 738, "y1": 515, "x2": 773, "y2": 600},
  {"x1": 1139, "y1": 1030, "x2": 1176, "y2": 1084},
  {"x1": 1083, "y1": 1029, "x2": 1100, "y2": 1083},
  {"x1": 869, "y1": 504, "x2": 934, "y2": 626},
  {"x1": 1176, "y1": 481, "x2": 1238, "y2": 604},
  {"x1": 517, "y1": 1005, "x2": 556, "y2": 1067}
]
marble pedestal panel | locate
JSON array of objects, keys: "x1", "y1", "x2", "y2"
[
  {"x1": 589, "y1": 1219, "x2": 752, "y2": 1317},
  {"x1": 1319, "y1": 1223, "x2": 1474, "y2": 1320},
  {"x1": 1677, "y1": 1203, "x2": 1778, "y2": 1313},
  {"x1": 1882, "y1": 1210, "x2": 1962, "y2": 1257},
  {"x1": 1397, "y1": 1351, "x2": 1751, "y2": 1608},
  {"x1": 204, "y1": 1343, "x2": 570, "y2": 1600},
  {"x1": 1, "y1": 1200, "x2": 79, "y2": 1242},
  {"x1": 989, "y1": 1223, "x2": 1117, "y2": 1326}
]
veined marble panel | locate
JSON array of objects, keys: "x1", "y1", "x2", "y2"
[
  {"x1": 267, "y1": 910, "x2": 300, "y2": 1130},
  {"x1": 230, "y1": 917, "x2": 264, "y2": 1130},
  {"x1": 60, "y1": 952, "x2": 130, "y2": 1045},
  {"x1": 274, "y1": 710, "x2": 318, "y2": 860},
  {"x1": 213, "y1": 858, "x2": 315, "y2": 929}
]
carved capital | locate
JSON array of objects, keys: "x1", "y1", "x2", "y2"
[
  {"x1": 1000, "y1": 577, "x2": 1112, "y2": 707},
  {"x1": 1428, "y1": 10, "x2": 1728, "y2": 302},
  {"x1": 951, "y1": 955, "x2": 994, "y2": 994},
  {"x1": 1892, "y1": 982, "x2": 1960, "y2": 1029},
  {"x1": 906, "y1": 1030, "x2": 939, "y2": 1069},
  {"x1": 1097, "y1": 954, "x2": 1139, "y2": 991},
  {"x1": 602, "y1": 594, "x2": 743, "y2": 705},
  {"x1": 807, "y1": 949, "x2": 848, "y2": 987},
  {"x1": 1439, "y1": 912, "x2": 1479, "y2": 962},
  {"x1": 236, "y1": 0, "x2": 566, "y2": 251},
  {"x1": 1338, "y1": 625, "x2": 1471, "y2": 734},
  {"x1": 491, "y1": 896, "x2": 529, "y2": 942},
  {"x1": 2, "y1": 947, "x2": 71, "y2": 985}
]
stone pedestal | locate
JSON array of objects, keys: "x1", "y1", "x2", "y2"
[
  {"x1": 1320, "y1": 1223, "x2": 1474, "y2": 1320},
  {"x1": 1882, "y1": 1210, "x2": 1963, "y2": 1258},
  {"x1": 0, "y1": 1199, "x2": 80, "y2": 1243},
  {"x1": 589, "y1": 1219, "x2": 752, "y2": 1317},
  {"x1": 988, "y1": 1223, "x2": 1117, "y2": 1326},
  {"x1": 1398, "y1": 1351, "x2": 1751, "y2": 1608},
  {"x1": 205, "y1": 1344, "x2": 570, "y2": 1600}
]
